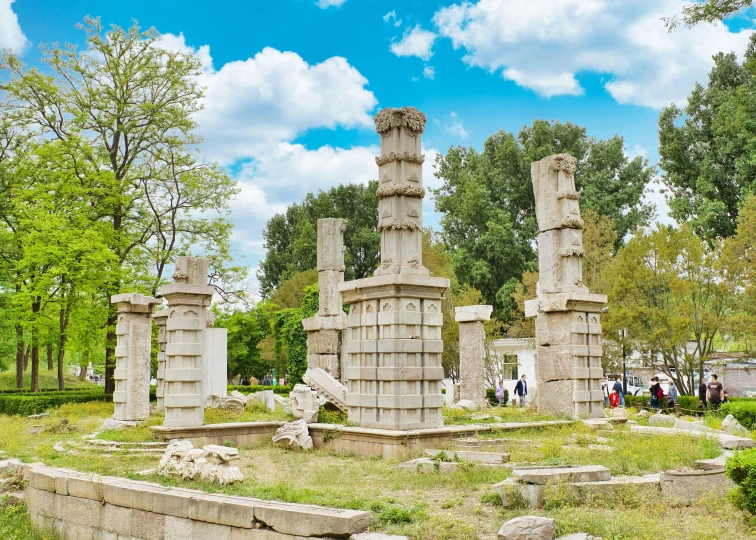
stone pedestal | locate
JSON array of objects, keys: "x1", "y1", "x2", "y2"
[
  {"x1": 455, "y1": 305, "x2": 493, "y2": 407},
  {"x1": 153, "y1": 311, "x2": 168, "y2": 412},
  {"x1": 526, "y1": 154, "x2": 606, "y2": 418},
  {"x1": 111, "y1": 293, "x2": 161, "y2": 421},
  {"x1": 158, "y1": 256, "x2": 215, "y2": 428},
  {"x1": 340, "y1": 107, "x2": 449, "y2": 431},
  {"x1": 303, "y1": 218, "x2": 347, "y2": 379},
  {"x1": 204, "y1": 327, "x2": 228, "y2": 400}
]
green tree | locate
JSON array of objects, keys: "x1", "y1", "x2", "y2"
[
  {"x1": 215, "y1": 304, "x2": 273, "y2": 382},
  {"x1": 258, "y1": 182, "x2": 380, "y2": 296},
  {"x1": 434, "y1": 120, "x2": 654, "y2": 320},
  {"x1": 602, "y1": 225, "x2": 734, "y2": 395},
  {"x1": 664, "y1": 1, "x2": 753, "y2": 30},
  {"x1": 658, "y1": 35, "x2": 756, "y2": 241},
  {"x1": 273, "y1": 284, "x2": 319, "y2": 385},
  {"x1": 0, "y1": 18, "x2": 239, "y2": 392}
]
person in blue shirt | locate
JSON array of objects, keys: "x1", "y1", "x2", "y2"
[{"x1": 612, "y1": 375, "x2": 625, "y2": 407}]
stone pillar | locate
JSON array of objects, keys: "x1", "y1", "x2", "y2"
[
  {"x1": 153, "y1": 310, "x2": 168, "y2": 412},
  {"x1": 302, "y1": 218, "x2": 347, "y2": 379},
  {"x1": 455, "y1": 305, "x2": 493, "y2": 407},
  {"x1": 204, "y1": 325, "x2": 228, "y2": 400},
  {"x1": 340, "y1": 107, "x2": 450, "y2": 431},
  {"x1": 158, "y1": 256, "x2": 215, "y2": 427},
  {"x1": 525, "y1": 154, "x2": 606, "y2": 418},
  {"x1": 111, "y1": 293, "x2": 161, "y2": 421}
]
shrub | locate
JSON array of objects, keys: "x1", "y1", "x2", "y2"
[
  {"x1": 726, "y1": 448, "x2": 756, "y2": 513},
  {"x1": 227, "y1": 385, "x2": 291, "y2": 395},
  {"x1": 486, "y1": 388, "x2": 509, "y2": 404},
  {"x1": 722, "y1": 402, "x2": 756, "y2": 430},
  {"x1": 0, "y1": 388, "x2": 157, "y2": 416}
]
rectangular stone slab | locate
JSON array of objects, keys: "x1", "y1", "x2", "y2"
[
  {"x1": 424, "y1": 449, "x2": 510, "y2": 464},
  {"x1": 512, "y1": 465, "x2": 610, "y2": 484}
]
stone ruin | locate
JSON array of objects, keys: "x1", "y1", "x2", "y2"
[
  {"x1": 525, "y1": 154, "x2": 607, "y2": 418},
  {"x1": 109, "y1": 255, "x2": 229, "y2": 428},
  {"x1": 302, "y1": 218, "x2": 347, "y2": 379},
  {"x1": 157, "y1": 440, "x2": 244, "y2": 485},
  {"x1": 339, "y1": 107, "x2": 449, "y2": 430},
  {"x1": 273, "y1": 419, "x2": 313, "y2": 451},
  {"x1": 455, "y1": 305, "x2": 493, "y2": 408}
]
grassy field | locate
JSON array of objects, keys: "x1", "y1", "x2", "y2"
[
  {"x1": 0, "y1": 402, "x2": 754, "y2": 539},
  {"x1": 0, "y1": 369, "x2": 95, "y2": 391}
]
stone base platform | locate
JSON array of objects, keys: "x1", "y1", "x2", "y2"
[{"x1": 151, "y1": 421, "x2": 284, "y2": 447}]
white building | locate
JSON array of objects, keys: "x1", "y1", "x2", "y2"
[{"x1": 490, "y1": 338, "x2": 537, "y2": 398}]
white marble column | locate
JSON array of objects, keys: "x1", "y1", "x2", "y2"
[{"x1": 455, "y1": 305, "x2": 493, "y2": 407}]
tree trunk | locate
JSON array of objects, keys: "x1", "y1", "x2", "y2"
[
  {"x1": 30, "y1": 298, "x2": 41, "y2": 392},
  {"x1": 15, "y1": 325, "x2": 23, "y2": 390},
  {"x1": 80, "y1": 350, "x2": 89, "y2": 381},
  {"x1": 46, "y1": 343, "x2": 53, "y2": 370},
  {"x1": 57, "y1": 299, "x2": 69, "y2": 391},
  {"x1": 23, "y1": 342, "x2": 29, "y2": 371}
]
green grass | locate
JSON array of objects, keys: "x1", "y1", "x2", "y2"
[
  {"x1": 0, "y1": 505, "x2": 57, "y2": 540},
  {"x1": 0, "y1": 369, "x2": 95, "y2": 391},
  {"x1": 442, "y1": 405, "x2": 569, "y2": 425},
  {"x1": 0, "y1": 401, "x2": 753, "y2": 539}
]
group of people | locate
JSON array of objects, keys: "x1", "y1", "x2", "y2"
[
  {"x1": 698, "y1": 374, "x2": 728, "y2": 411},
  {"x1": 603, "y1": 373, "x2": 729, "y2": 413},
  {"x1": 602, "y1": 375, "x2": 626, "y2": 408},
  {"x1": 494, "y1": 375, "x2": 529, "y2": 407}
]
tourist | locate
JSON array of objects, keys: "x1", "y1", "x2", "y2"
[
  {"x1": 649, "y1": 377, "x2": 662, "y2": 411},
  {"x1": 698, "y1": 377, "x2": 708, "y2": 414},
  {"x1": 514, "y1": 374, "x2": 528, "y2": 407},
  {"x1": 602, "y1": 380, "x2": 609, "y2": 407},
  {"x1": 723, "y1": 391, "x2": 730, "y2": 404},
  {"x1": 613, "y1": 375, "x2": 625, "y2": 407},
  {"x1": 241, "y1": 376, "x2": 250, "y2": 386},
  {"x1": 707, "y1": 374, "x2": 724, "y2": 411},
  {"x1": 609, "y1": 388, "x2": 619, "y2": 408},
  {"x1": 668, "y1": 382, "x2": 679, "y2": 408},
  {"x1": 495, "y1": 381, "x2": 506, "y2": 406}
]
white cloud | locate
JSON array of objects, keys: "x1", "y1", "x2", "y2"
[
  {"x1": 317, "y1": 0, "x2": 347, "y2": 8},
  {"x1": 390, "y1": 25, "x2": 438, "y2": 61},
  {"x1": 383, "y1": 10, "x2": 403, "y2": 26},
  {"x1": 0, "y1": 0, "x2": 29, "y2": 53},
  {"x1": 154, "y1": 34, "x2": 377, "y2": 164},
  {"x1": 433, "y1": 0, "x2": 754, "y2": 108},
  {"x1": 423, "y1": 65, "x2": 436, "y2": 79},
  {"x1": 442, "y1": 112, "x2": 469, "y2": 139}
]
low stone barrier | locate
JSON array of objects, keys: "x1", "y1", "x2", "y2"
[
  {"x1": 21, "y1": 462, "x2": 370, "y2": 539},
  {"x1": 660, "y1": 469, "x2": 735, "y2": 504}
]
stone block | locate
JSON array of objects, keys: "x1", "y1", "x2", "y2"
[
  {"x1": 58, "y1": 494, "x2": 103, "y2": 528},
  {"x1": 192, "y1": 520, "x2": 232, "y2": 540},
  {"x1": 454, "y1": 305, "x2": 493, "y2": 322},
  {"x1": 660, "y1": 469, "x2": 735, "y2": 503},
  {"x1": 253, "y1": 502, "x2": 371, "y2": 537},
  {"x1": 66, "y1": 475, "x2": 104, "y2": 501},
  {"x1": 648, "y1": 414, "x2": 675, "y2": 428},
  {"x1": 513, "y1": 465, "x2": 611, "y2": 485},
  {"x1": 165, "y1": 515, "x2": 193, "y2": 540},
  {"x1": 317, "y1": 218, "x2": 347, "y2": 272},
  {"x1": 497, "y1": 515, "x2": 556, "y2": 540},
  {"x1": 204, "y1": 327, "x2": 228, "y2": 400},
  {"x1": 101, "y1": 503, "x2": 134, "y2": 536},
  {"x1": 173, "y1": 256, "x2": 209, "y2": 285},
  {"x1": 319, "y1": 270, "x2": 344, "y2": 316}
]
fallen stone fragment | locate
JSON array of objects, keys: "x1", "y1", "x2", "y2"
[
  {"x1": 497, "y1": 516, "x2": 556, "y2": 540},
  {"x1": 273, "y1": 419, "x2": 313, "y2": 451},
  {"x1": 721, "y1": 414, "x2": 749, "y2": 436}
]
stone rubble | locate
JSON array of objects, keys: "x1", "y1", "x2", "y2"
[
  {"x1": 291, "y1": 384, "x2": 327, "y2": 423},
  {"x1": 272, "y1": 419, "x2": 313, "y2": 451},
  {"x1": 721, "y1": 414, "x2": 750, "y2": 436},
  {"x1": 157, "y1": 440, "x2": 244, "y2": 485},
  {"x1": 304, "y1": 367, "x2": 348, "y2": 412},
  {"x1": 497, "y1": 516, "x2": 556, "y2": 540}
]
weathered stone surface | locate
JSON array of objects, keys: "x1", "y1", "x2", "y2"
[
  {"x1": 273, "y1": 420, "x2": 313, "y2": 451},
  {"x1": 722, "y1": 414, "x2": 749, "y2": 436},
  {"x1": 695, "y1": 451, "x2": 732, "y2": 471},
  {"x1": 513, "y1": 465, "x2": 611, "y2": 485},
  {"x1": 172, "y1": 256, "x2": 208, "y2": 285},
  {"x1": 424, "y1": 449, "x2": 509, "y2": 464},
  {"x1": 454, "y1": 305, "x2": 493, "y2": 322},
  {"x1": 111, "y1": 293, "x2": 160, "y2": 422},
  {"x1": 304, "y1": 368, "x2": 347, "y2": 412},
  {"x1": 204, "y1": 327, "x2": 228, "y2": 401},
  {"x1": 157, "y1": 441, "x2": 244, "y2": 485},
  {"x1": 660, "y1": 469, "x2": 735, "y2": 503},
  {"x1": 648, "y1": 414, "x2": 676, "y2": 428},
  {"x1": 635, "y1": 410, "x2": 650, "y2": 418},
  {"x1": 290, "y1": 384, "x2": 325, "y2": 423},
  {"x1": 457, "y1": 313, "x2": 488, "y2": 407},
  {"x1": 630, "y1": 425, "x2": 756, "y2": 449},
  {"x1": 497, "y1": 516, "x2": 556, "y2": 540}
]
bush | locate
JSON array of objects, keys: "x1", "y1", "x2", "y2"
[
  {"x1": 722, "y1": 402, "x2": 756, "y2": 430},
  {"x1": 726, "y1": 448, "x2": 756, "y2": 513},
  {"x1": 227, "y1": 385, "x2": 291, "y2": 395},
  {"x1": 486, "y1": 388, "x2": 509, "y2": 404},
  {"x1": 0, "y1": 388, "x2": 157, "y2": 416}
]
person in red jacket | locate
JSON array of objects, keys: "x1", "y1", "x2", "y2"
[{"x1": 609, "y1": 389, "x2": 619, "y2": 408}]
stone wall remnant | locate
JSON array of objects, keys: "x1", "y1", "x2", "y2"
[
  {"x1": 111, "y1": 293, "x2": 161, "y2": 422},
  {"x1": 525, "y1": 154, "x2": 606, "y2": 418},
  {"x1": 455, "y1": 305, "x2": 493, "y2": 407},
  {"x1": 153, "y1": 310, "x2": 168, "y2": 412},
  {"x1": 340, "y1": 107, "x2": 450, "y2": 430},
  {"x1": 303, "y1": 218, "x2": 348, "y2": 379}
]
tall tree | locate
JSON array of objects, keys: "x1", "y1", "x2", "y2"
[
  {"x1": 0, "y1": 18, "x2": 238, "y2": 392},
  {"x1": 658, "y1": 34, "x2": 756, "y2": 241},
  {"x1": 434, "y1": 120, "x2": 654, "y2": 320},
  {"x1": 602, "y1": 225, "x2": 734, "y2": 395},
  {"x1": 258, "y1": 182, "x2": 380, "y2": 296},
  {"x1": 664, "y1": 1, "x2": 753, "y2": 30}
]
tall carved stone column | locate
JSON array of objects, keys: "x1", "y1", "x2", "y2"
[
  {"x1": 340, "y1": 107, "x2": 450, "y2": 431},
  {"x1": 455, "y1": 305, "x2": 493, "y2": 407},
  {"x1": 153, "y1": 310, "x2": 168, "y2": 412},
  {"x1": 525, "y1": 154, "x2": 606, "y2": 418},
  {"x1": 111, "y1": 293, "x2": 161, "y2": 422},
  {"x1": 302, "y1": 218, "x2": 347, "y2": 379},
  {"x1": 158, "y1": 256, "x2": 215, "y2": 427}
]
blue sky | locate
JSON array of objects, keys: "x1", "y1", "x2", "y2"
[{"x1": 3, "y1": 0, "x2": 755, "y2": 295}]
